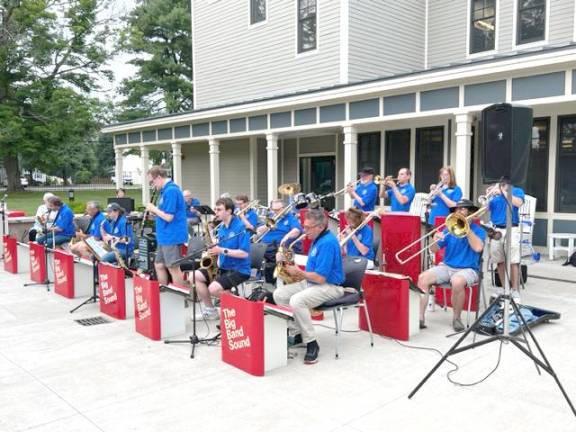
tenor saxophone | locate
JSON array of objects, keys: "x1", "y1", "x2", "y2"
[
  {"x1": 199, "y1": 220, "x2": 219, "y2": 283},
  {"x1": 274, "y1": 233, "x2": 306, "y2": 284}
]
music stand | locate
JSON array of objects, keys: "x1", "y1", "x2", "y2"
[
  {"x1": 409, "y1": 184, "x2": 576, "y2": 417},
  {"x1": 69, "y1": 238, "x2": 106, "y2": 313}
]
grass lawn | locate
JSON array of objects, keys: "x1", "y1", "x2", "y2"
[{"x1": 5, "y1": 189, "x2": 143, "y2": 216}]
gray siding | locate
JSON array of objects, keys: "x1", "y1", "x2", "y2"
[
  {"x1": 220, "y1": 139, "x2": 251, "y2": 199},
  {"x1": 348, "y1": 0, "x2": 425, "y2": 82},
  {"x1": 427, "y1": 0, "x2": 467, "y2": 68},
  {"x1": 194, "y1": 0, "x2": 341, "y2": 109},
  {"x1": 181, "y1": 142, "x2": 210, "y2": 204},
  {"x1": 548, "y1": 0, "x2": 575, "y2": 45}
]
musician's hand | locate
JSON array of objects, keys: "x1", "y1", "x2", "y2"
[
  {"x1": 275, "y1": 252, "x2": 283, "y2": 262},
  {"x1": 433, "y1": 231, "x2": 445, "y2": 242},
  {"x1": 208, "y1": 245, "x2": 222, "y2": 256},
  {"x1": 256, "y1": 225, "x2": 267, "y2": 234},
  {"x1": 145, "y1": 203, "x2": 158, "y2": 213},
  {"x1": 284, "y1": 264, "x2": 300, "y2": 276},
  {"x1": 429, "y1": 184, "x2": 436, "y2": 192}
]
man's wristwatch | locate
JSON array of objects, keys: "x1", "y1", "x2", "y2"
[{"x1": 223, "y1": 249, "x2": 229, "y2": 255}]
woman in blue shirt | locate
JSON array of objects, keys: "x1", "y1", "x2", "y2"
[
  {"x1": 341, "y1": 207, "x2": 375, "y2": 269},
  {"x1": 427, "y1": 166, "x2": 463, "y2": 226},
  {"x1": 100, "y1": 203, "x2": 134, "y2": 265}
]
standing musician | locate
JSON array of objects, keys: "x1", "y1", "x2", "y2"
[
  {"x1": 341, "y1": 207, "x2": 375, "y2": 270},
  {"x1": 36, "y1": 196, "x2": 75, "y2": 247},
  {"x1": 273, "y1": 209, "x2": 344, "y2": 365},
  {"x1": 100, "y1": 203, "x2": 134, "y2": 265},
  {"x1": 488, "y1": 178, "x2": 525, "y2": 301},
  {"x1": 417, "y1": 199, "x2": 486, "y2": 332},
  {"x1": 256, "y1": 199, "x2": 302, "y2": 284},
  {"x1": 380, "y1": 167, "x2": 415, "y2": 212},
  {"x1": 347, "y1": 167, "x2": 378, "y2": 212},
  {"x1": 70, "y1": 201, "x2": 106, "y2": 258},
  {"x1": 116, "y1": 188, "x2": 127, "y2": 198},
  {"x1": 192, "y1": 197, "x2": 251, "y2": 320},
  {"x1": 29, "y1": 192, "x2": 56, "y2": 241},
  {"x1": 235, "y1": 194, "x2": 259, "y2": 232},
  {"x1": 427, "y1": 166, "x2": 463, "y2": 226},
  {"x1": 145, "y1": 166, "x2": 188, "y2": 285}
]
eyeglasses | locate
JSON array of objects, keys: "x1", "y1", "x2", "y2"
[{"x1": 303, "y1": 223, "x2": 320, "y2": 230}]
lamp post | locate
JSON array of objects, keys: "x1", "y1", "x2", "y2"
[{"x1": 68, "y1": 189, "x2": 75, "y2": 202}]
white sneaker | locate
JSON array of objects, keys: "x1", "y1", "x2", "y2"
[
  {"x1": 510, "y1": 290, "x2": 521, "y2": 303},
  {"x1": 193, "y1": 307, "x2": 219, "y2": 321}
]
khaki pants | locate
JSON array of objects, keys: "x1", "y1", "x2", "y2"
[{"x1": 273, "y1": 280, "x2": 344, "y2": 344}]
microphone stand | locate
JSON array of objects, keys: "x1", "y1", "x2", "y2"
[
  {"x1": 0, "y1": 195, "x2": 7, "y2": 262},
  {"x1": 163, "y1": 229, "x2": 248, "y2": 359},
  {"x1": 24, "y1": 217, "x2": 53, "y2": 292}
]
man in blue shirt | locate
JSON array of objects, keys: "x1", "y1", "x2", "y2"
[
  {"x1": 347, "y1": 167, "x2": 378, "y2": 212},
  {"x1": 70, "y1": 201, "x2": 106, "y2": 258},
  {"x1": 380, "y1": 167, "x2": 415, "y2": 212},
  {"x1": 234, "y1": 194, "x2": 259, "y2": 232},
  {"x1": 183, "y1": 189, "x2": 201, "y2": 233},
  {"x1": 417, "y1": 199, "x2": 486, "y2": 332},
  {"x1": 273, "y1": 209, "x2": 345, "y2": 364},
  {"x1": 100, "y1": 203, "x2": 134, "y2": 266},
  {"x1": 256, "y1": 199, "x2": 302, "y2": 284},
  {"x1": 488, "y1": 179, "x2": 525, "y2": 300},
  {"x1": 341, "y1": 207, "x2": 375, "y2": 269},
  {"x1": 192, "y1": 197, "x2": 251, "y2": 319},
  {"x1": 37, "y1": 196, "x2": 75, "y2": 247},
  {"x1": 145, "y1": 166, "x2": 188, "y2": 285}
]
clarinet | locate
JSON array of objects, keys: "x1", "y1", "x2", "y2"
[{"x1": 140, "y1": 188, "x2": 158, "y2": 237}]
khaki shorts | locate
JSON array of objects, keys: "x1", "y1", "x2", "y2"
[
  {"x1": 490, "y1": 227, "x2": 520, "y2": 264},
  {"x1": 155, "y1": 245, "x2": 183, "y2": 268},
  {"x1": 430, "y1": 264, "x2": 479, "y2": 287}
]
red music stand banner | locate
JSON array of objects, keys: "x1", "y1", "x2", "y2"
[
  {"x1": 133, "y1": 275, "x2": 161, "y2": 340},
  {"x1": 99, "y1": 263, "x2": 128, "y2": 319},
  {"x1": 3, "y1": 235, "x2": 17, "y2": 274},
  {"x1": 53, "y1": 250, "x2": 75, "y2": 299},
  {"x1": 29, "y1": 242, "x2": 47, "y2": 283},
  {"x1": 220, "y1": 293, "x2": 265, "y2": 377},
  {"x1": 381, "y1": 213, "x2": 421, "y2": 282}
]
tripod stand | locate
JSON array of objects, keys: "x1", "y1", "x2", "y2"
[
  {"x1": 70, "y1": 257, "x2": 99, "y2": 313},
  {"x1": 0, "y1": 194, "x2": 7, "y2": 262},
  {"x1": 409, "y1": 185, "x2": 576, "y2": 417}
]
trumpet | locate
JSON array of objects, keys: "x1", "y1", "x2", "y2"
[
  {"x1": 424, "y1": 180, "x2": 445, "y2": 205},
  {"x1": 321, "y1": 175, "x2": 385, "y2": 200}
]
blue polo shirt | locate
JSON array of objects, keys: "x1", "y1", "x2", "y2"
[
  {"x1": 489, "y1": 187, "x2": 525, "y2": 226},
  {"x1": 88, "y1": 212, "x2": 106, "y2": 240},
  {"x1": 216, "y1": 216, "x2": 251, "y2": 276},
  {"x1": 156, "y1": 180, "x2": 188, "y2": 246},
  {"x1": 353, "y1": 181, "x2": 378, "y2": 212},
  {"x1": 54, "y1": 204, "x2": 75, "y2": 237},
  {"x1": 244, "y1": 209, "x2": 259, "y2": 229},
  {"x1": 386, "y1": 183, "x2": 415, "y2": 212},
  {"x1": 262, "y1": 213, "x2": 302, "y2": 244},
  {"x1": 102, "y1": 215, "x2": 134, "y2": 256},
  {"x1": 186, "y1": 198, "x2": 201, "y2": 219},
  {"x1": 437, "y1": 224, "x2": 486, "y2": 271},
  {"x1": 428, "y1": 185, "x2": 463, "y2": 225},
  {"x1": 346, "y1": 224, "x2": 375, "y2": 261},
  {"x1": 306, "y1": 230, "x2": 344, "y2": 285}
]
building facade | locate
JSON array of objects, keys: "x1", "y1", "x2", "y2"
[{"x1": 103, "y1": 0, "x2": 576, "y2": 247}]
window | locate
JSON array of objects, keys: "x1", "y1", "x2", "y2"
[
  {"x1": 517, "y1": 0, "x2": 546, "y2": 45},
  {"x1": 526, "y1": 118, "x2": 549, "y2": 212},
  {"x1": 250, "y1": 0, "x2": 266, "y2": 25},
  {"x1": 470, "y1": 0, "x2": 496, "y2": 54},
  {"x1": 358, "y1": 132, "x2": 381, "y2": 175},
  {"x1": 385, "y1": 130, "x2": 410, "y2": 179},
  {"x1": 556, "y1": 116, "x2": 576, "y2": 213},
  {"x1": 415, "y1": 127, "x2": 444, "y2": 193},
  {"x1": 298, "y1": 0, "x2": 317, "y2": 53}
]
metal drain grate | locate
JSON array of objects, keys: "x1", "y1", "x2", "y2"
[{"x1": 74, "y1": 316, "x2": 111, "y2": 326}]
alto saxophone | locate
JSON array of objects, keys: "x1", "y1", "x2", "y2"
[
  {"x1": 274, "y1": 233, "x2": 306, "y2": 284},
  {"x1": 109, "y1": 236, "x2": 129, "y2": 271},
  {"x1": 200, "y1": 219, "x2": 219, "y2": 283}
]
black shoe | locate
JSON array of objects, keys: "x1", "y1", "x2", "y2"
[
  {"x1": 288, "y1": 333, "x2": 303, "y2": 347},
  {"x1": 304, "y1": 340, "x2": 319, "y2": 364},
  {"x1": 419, "y1": 320, "x2": 427, "y2": 329}
]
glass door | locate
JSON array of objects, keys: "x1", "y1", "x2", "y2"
[{"x1": 299, "y1": 155, "x2": 336, "y2": 210}]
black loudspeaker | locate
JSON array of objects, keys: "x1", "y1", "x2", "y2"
[{"x1": 480, "y1": 103, "x2": 533, "y2": 185}]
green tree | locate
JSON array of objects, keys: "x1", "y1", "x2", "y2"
[
  {"x1": 117, "y1": 0, "x2": 193, "y2": 118},
  {"x1": 0, "y1": 0, "x2": 114, "y2": 191}
]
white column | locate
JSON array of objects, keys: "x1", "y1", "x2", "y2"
[
  {"x1": 140, "y1": 146, "x2": 150, "y2": 205},
  {"x1": 171, "y1": 141, "x2": 182, "y2": 186},
  {"x1": 266, "y1": 133, "x2": 279, "y2": 203},
  {"x1": 343, "y1": 126, "x2": 358, "y2": 209},
  {"x1": 115, "y1": 148, "x2": 124, "y2": 189},
  {"x1": 454, "y1": 113, "x2": 473, "y2": 199},
  {"x1": 249, "y1": 136, "x2": 257, "y2": 200},
  {"x1": 209, "y1": 138, "x2": 220, "y2": 205}
]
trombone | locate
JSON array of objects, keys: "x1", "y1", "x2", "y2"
[
  {"x1": 320, "y1": 175, "x2": 385, "y2": 201},
  {"x1": 394, "y1": 188, "x2": 501, "y2": 265},
  {"x1": 339, "y1": 209, "x2": 383, "y2": 247}
]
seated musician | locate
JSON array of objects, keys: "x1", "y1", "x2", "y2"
[
  {"x1": 273, "y1": 209, "x2": 344, "y2": 365},
  {"x1": 347, "y1": 167, "x2": 378, "y2": 212},
  {"x1": 255, "y1": 199, "x2": 302, "y2": 284},
  {"x1": 36, "y1": 196, "x2": 75, "y2": 247},
  {"x1": 192, "y1": 197, "x2": 251, "y2": 320},
  {"x1": 29, "y1": 192, "x2": 56, "y2": 241},
  {"x1": 100, "y1": 203, "x2": 134, "y2": 265},
  {"x1": 183, "y1": 189, "x2": 201, "y2": 227},
  {"x1": 427, "y1": 166, "x2": 463, "y2": 227},
  {"x1": 417, "y1": 199, "x2": 485, "y2": 332},
  {"x1": 70, "y1": 201, "x2": 106, "y2": 258},
  {"x1": 341, "y1": 207, "x2": 375, "y2": 270},
  {"x1": 235, "y1": 194, "x2": 259, "y2": 232},
  {"x1": 379, "y1": 167, "x2": 415, "y2": 212}
]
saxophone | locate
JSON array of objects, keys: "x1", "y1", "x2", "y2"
[
  {"x1": 274, "y1": 233, "x2": 306, "y2": 284},
  {"x1": 200, "y1": 219, "x2": 219, "y2": 283},
  {"x1": 109, "y1": 236, "x2": 129, "y2": 271}
]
